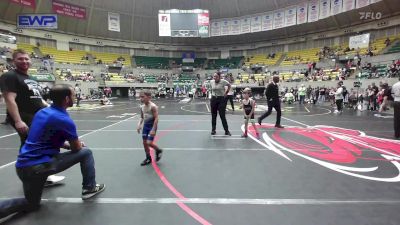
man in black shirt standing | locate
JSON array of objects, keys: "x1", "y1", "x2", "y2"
[
  {"x1": 0, "y1": 49, "x2": 64, "y2": 186},
  {"x1": 258, "y1": 75, "x2": 284, "y2": 128}
]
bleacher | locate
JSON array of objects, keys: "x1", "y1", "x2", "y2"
[
  {"x1": 338, "y1": 35, "x2": 398, "y2": 56},
  {"x1": 281, "y1": 48, "x2": 320, "y2": 66},
  {"x1": 359, "y1": 64, "x2": 388, "y2": 78},
  {"x1": 386, "y1": 42, "x2": 400, "y2": 54},
  {"x1": 173, "y1": 74, "x2": 198, "y2": 84},
  {"x1": 91, "y1": 52, "x2": 131, "y2": 66},
  {"x1": 245, "y1": 53, "x2": 282, "y2": 66},
  {"x1": 182, "y1": 58, "x2": 206, "y2": 68},
  {"x1": 234, "y1": 74, "x2": 267, "y2": 84},
  {"x1": 55, "y1": 69, "x2": 94, "y2": 81},
  {"x1": 108, "y1": 73, "x2": 125, "y2": 82},
  {"x1": 40, "y1": 46, "x2": 88, "y2": 64},
  {"x1": 144, "y1": 74, "x2": 159, "y2": 83},
  {"x1": 279, "y1": 69, "x2": 339, "y2": 82},
  {"x1": 135, "y1": 56, "x2": 171, "y2": 69},
  {"x1": 206, "y1": 57, "x2": 243, "y2": 69},
  {"x1": 16, "y1": 43, "x2": 35, "y2": 53}
]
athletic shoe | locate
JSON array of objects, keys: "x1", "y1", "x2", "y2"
[
  {"x1": 225, "y1": 131, "x2": 231, "y2": 136},
  {"x1": 140, "y1": 158, "x2": 152, "y2": 166},
  {"x1": 275, "y1": 125, "x2": 284, "y2": 128},
  {"x1": 44, "y1": 175, "x2": 65, "y2": 187},
  {"x1": 211, "y1": 131, "x2": 216, "y2": 135},
  {"x1": 241, "y1": 134, "x2": 248, "y2": 138},
  {"x1": 156, "y1": 149, "x2": 163, "y2": 162},
  {"x1": 257, "y1": 117, "x2": 262, "y2": 125},
  {"x1": 82, "y1": 184, "x2": 106, "y2": 200}
]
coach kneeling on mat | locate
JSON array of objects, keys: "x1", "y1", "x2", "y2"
[{"x1": 0, "y1": 84, "x2": 105, "y2": 219}]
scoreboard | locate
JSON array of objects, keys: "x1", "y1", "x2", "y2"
[{"x1": 158, "y1": 9, "x2": 209, "y2": 38}]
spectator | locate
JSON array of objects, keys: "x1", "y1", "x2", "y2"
[
  {"x1": 385, "y1": 38, "x2": 391, "y2": 47},
  {"x1": 0, "y1": 84, "x2": 105, "y2": 219}
]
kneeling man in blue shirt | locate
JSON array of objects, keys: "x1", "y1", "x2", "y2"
[{"x1": 0, "y1": 84, "x2": 105, "y2": 219}]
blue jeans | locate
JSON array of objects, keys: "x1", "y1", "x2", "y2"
[
  {"x1": 299, "y1": 95, "x2": 305, "y2": 104},
  {"x1": 0, "y1": 148, "x2": 96, "y2": 219}
]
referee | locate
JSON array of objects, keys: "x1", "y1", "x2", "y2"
[
  {"x1": 258, "y1": 75, "x2": 284, "y2": 128},
  {"x1": 210, "y1": 72, "x2": 231, "y2": 135},
  {"x1": 392, "y1": 78, "x2": 400, "y2": 139}
]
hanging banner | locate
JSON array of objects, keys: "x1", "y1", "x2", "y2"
[
  {"x1": 297, "y1": 2, "x2": 308, "y2": 24},
  {"x1": 262, "y1": 13, "x2": 273, "y2": 31},
  {"x1": 349, "y1": 33, "x2": 370, "y2": 49},
  {"x1": 241, "y1": 17, "x2": 251, "y2": 34},
  {"x1": 220, "y1": 19, "x2": 230, "y2": 36},
  {"x1": 331, "y1": 0, "x2": 343, "y2": 15},
  {"x1": 308, "y1": 0, "x2": 320, "y2": 22},
  {"x1": 10, "y1": 0, "x2": 36, "y2": 9},
  {"x1": 211, "y1": 21, "x2": 221, "y2": 36},
  {"x1": 342, "y1": 0, "x2": 355, "y2": 12},
  {"x1": 108, "y1": 12, "x2": 120, "y2": 32},
  {"x1": 229, "y1": 19, "x2": 241, "y2": 35},
  {"x1": 251, "y1": 16, "x2": 262, "y2": 33},
  {"x1": 52, "y1": 0, "x2": 86, "y2": 19},
  {"x1": 158, "y1": 14, "x2": 171, "y2": 36},
  {"x1": 285, "y1": 7, "x2": 297, "y2": 27},
  {"x1": 319, "y1": 0, "x2": 331, "y2": 19},
  {"x1": 273, "y1": 10, "x2": 285, "y2": 29},
  {"x1": 356, "y1": 0, "x2": 370, "y2": 8}
]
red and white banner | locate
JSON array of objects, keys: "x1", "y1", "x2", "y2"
[
  {"x1": 308, "y1": 0, "x2": 320, "y2": 22},
  {"x1": 198, "y1": 13, "x2": 209, "y2": 26},
  {"x1": 356, "y1": 0, "x2": 370, "y2": 8},
  {"x1": 240, "y1": 17, "x2": 251, "y2": 34},
  {"x1": 10, "y1": 0, "x2": 36, "y2": 9},
  {"x1": 251, "y1": 16, "x2": 262, "y2": 33},
  {"x1": 330, "y1": 0, "x2": 342, "y2": 15},
  {"x1": 220, "y1": 19, "x2": 230, "y2": 36},
  {"x1": 273, "y1": 10, "x2": 285, "y2": 29},
  {"x1": 158, "y1": 14, "x2": 171, "y2": 36},
  {"x1": 229, "y1": 19, "x2": 241, "y2": 35},
  {"x1": 211, "y1": 21, "x2": 221, "y2": 37},
  {"x1": 297, "y1": 2, "x2": 308, "y2": 24},
  {"x1": 342, "y1": 0, "x2": 355, "y2": 12},
  {"x1": 319, "y1": 0, "x2": 331, "y2": 19},
  {"x1": 285, "y1": 7, "x2": 297, "y2": 27},
  {"x1": 261, "y1": 13, "x2": 273, "y2": 31},
  {"x1": 52, "y1": 0, "x2": 86, "y2": 19}
]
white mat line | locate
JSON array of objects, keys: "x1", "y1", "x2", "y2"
[
  {"x1": 205, "y1": 103, "x2": 210, "y2": 112},
  {"x1": 0, "y1": 161, "x2": 16, "y2": 170},
  {"x1": 0, "y1": 115, "x2": 138, "y2": 170},
  {"x1": 77, "y1": 129, "x2": 242, "y2": 132},
  {"x1": 73, "y1": 129, "x2": 396, "y2": 133},
  {"x1": 0, "y1": 147, "x2": 393, "y2": 153},
  {"x1": 0, "y1": 197, "x2": 395, "y2": 205},
  {"x1": 0, "y1": 132, "x2": 17, "y2": 139}
]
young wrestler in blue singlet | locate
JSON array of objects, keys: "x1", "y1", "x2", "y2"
[{"x1": 137, "y1": 91, "x2": 163, "y2": 166}]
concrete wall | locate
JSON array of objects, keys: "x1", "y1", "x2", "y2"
[
  {"x1": 361, "y1": 52, "x2": 400, "y2": 65},
  {"x1": 55, "y1": 80, "x2": 99, "y2": 96}
]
